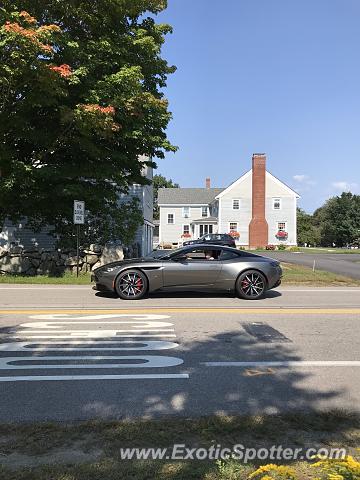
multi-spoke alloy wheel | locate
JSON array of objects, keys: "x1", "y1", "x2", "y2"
[
  {"x1": 236, "y1": 270, "x2": 266, "y2": 300},
  {"x1": 115, "y1": 270, "x2": 148, "y2": 300}
]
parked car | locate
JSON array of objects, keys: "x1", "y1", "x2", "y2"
[
  {"x1": 92, "y1": 244, "x2": 282, "y2": 300},
  {"x1": 182, "y1": 233, "x2": 236, "y2": 247}
]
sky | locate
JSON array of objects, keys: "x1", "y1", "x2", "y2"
[{"x1": 153, "y1": 0, "x2": 360, "y2": 213}]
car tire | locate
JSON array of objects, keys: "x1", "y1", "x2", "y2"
[
  {"x1": 235, "y1": 270, "x2": 267, "y2": 300},
  {"x1": 115, "y1": 269, "x2": 148, "y2": 300}
]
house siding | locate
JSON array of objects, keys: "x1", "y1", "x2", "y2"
[
  {"x1": 159, "y1": 205, "x2": 205, "y2": 244},
  {"x1": 118, "y1": 164, "x2": 154, "y2": 256},
  {"x1": 0, "y1": 219, "x2": 55, "y2": 250},
  {"x1": 218, "y1": 173, "x2": 252, "y2": 245},
  {"x1": 159, "y1": 169, "x2": 298, "y2": 247}
]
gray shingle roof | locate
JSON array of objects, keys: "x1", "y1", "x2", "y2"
[{"x1": 158, "y1": 188, "x2": 223, "y2": 205}]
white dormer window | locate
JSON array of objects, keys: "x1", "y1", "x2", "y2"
[
  {"x1": 201, "y1": 206, "x2": 208, "y2": 217},
  {"x1": 232, "y1": 199, "x2": 240, "y2": 210},
  {"x1": 273, "y1": 198, "x2": 281, "y2": 210},
  {"x1": 182, "y1": 206, "x2": 190, "y2": 218}
]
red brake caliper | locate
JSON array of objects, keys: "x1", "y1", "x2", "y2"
[{"x1": 136, "y1": 278, "x2": 143, "y2": 289}]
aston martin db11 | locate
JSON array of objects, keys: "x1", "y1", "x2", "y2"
[{"x1": 92, "y1": 245, "x2": 282, "y2": 300}]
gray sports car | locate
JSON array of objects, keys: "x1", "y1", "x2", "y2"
[{"x1": 92, "y1": 245, "x2": 282, "y2": 300}]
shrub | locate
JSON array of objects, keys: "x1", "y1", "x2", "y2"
[
  {"x1": 249, "y1": 464, "x2": 297, "y2": 480},
  {"x1": 266, "y1": 245, "x2": 276, "y2": 250},
  {"x1": 278, "y1": 244, "x2": 286, "y2": 251},
  {"x1": 289, "y1": 246, "x2": 300, "y2": 252},
  {"x1": 312, "y1": 455, "x2": 360, "y2": 480}
]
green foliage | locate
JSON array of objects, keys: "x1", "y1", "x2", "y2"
[
  {"x1": 297, "y1": 193, "x2": 360, "y2": 248},
  {"x1": 278, "y1": 244, "x2": 286, "y2": 250},
  {"x1": 297, "y1": 208, "x2": 320, "y2": 246},
  {"x1": 152, "y1": 173, "x2": 179, "y2": 219},
  {"x1": 313, "y1": 193, "x2": 360, "y2": 247},
  {"x1": 0, "y1": 1, "x2": 176, "y2": 245}
]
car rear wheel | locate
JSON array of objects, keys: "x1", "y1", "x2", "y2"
[
  {"x1": 236, "y1": 270, "x2": 266, "y2": 300},
  {"x1": 115, "y1": 270, "x2": 148, "y2": 300}
]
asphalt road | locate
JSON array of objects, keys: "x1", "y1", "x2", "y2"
[
  {"x1": 0, "y1": 285, "x2": 360, "y2": 422},
  {"x1": 263, "y1": 252, "x2": 360, "y2": 279}
]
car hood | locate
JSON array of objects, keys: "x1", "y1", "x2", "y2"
[{"x1": 93, "y1": 257, "x2": 160, "y2": 273}]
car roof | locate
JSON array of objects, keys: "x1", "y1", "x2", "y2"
[{"x1": 182, "y1": 244, "x2": 237, "y2": 251}]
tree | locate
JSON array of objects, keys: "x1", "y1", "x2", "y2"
[
  {"x1": 0, "y1": 1, "x2": 177, "y2": 246},
  {"x1": 152, "y1": 173, "x2": 179, "y2": 219},
  {"x1": 313, "y1": 193, "x2": 360, "y2": 247},
  {"x1": 297, "y1": 208, "x2": 320, "y2": 246}
]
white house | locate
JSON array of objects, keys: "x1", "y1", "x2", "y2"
[{"x1": 158, "y1": 154, "x2": 300, "y2": 248}]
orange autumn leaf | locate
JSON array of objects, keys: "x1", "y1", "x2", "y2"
[{"x1": 49, "y1": 64, "x2": 72, "y2": 78}]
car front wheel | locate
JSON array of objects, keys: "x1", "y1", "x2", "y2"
[
  {"x1": 236, "y1": 270, "x2": 266, "y2": 300},
  {"x1": 115, "y1": 270, "x2": 148, "y2": 300}
]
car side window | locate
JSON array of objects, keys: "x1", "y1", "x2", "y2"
[
  {"x1": 220, "y1": 250, "x2": 241, "y2": 261},
  {"x1": 185, "y1": 248, "x2": 221, "y2": 261}
]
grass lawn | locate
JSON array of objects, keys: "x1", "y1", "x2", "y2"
[
  {"x1": 0, "y1": 264, "x2": 359, "y2": 287},
  {"x1": 0, "y1": 411, "x2": 358, "y2": 479},
  {"x1": 297, "y1": 247, "x2": 360, "y2": 254},
  {"x1": 281, "y1": 262, "x2": 360, "y2": 286},
  {"x1": 0, "y1": 271, "x2": 91, "y2": 285},
  {"x1": 250, "y1": 247, "x2": 360, "y2": 254}
]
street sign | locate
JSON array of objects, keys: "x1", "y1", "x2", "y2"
[{"x1": 73, "y1": 201, "x2": 85, "y2": 225}]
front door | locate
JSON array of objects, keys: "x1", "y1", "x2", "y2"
[
  {"x1": 162, "y1": 247, "x2": 222, "y2": 287},
  {"x1": 199, "y1": 224, "x2": 213, "y2": 237}
]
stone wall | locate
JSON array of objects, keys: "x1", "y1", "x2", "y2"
[{"x1": 0, "y1": 243, "x2": 140, "y2": 276}]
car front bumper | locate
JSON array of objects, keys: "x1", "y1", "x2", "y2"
[{"x1": 91, "y1": 272, "x2": 115, "y2": 292}]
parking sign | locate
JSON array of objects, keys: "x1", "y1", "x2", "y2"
[{"x1": 73, "y1": 201, "x2": 85, "y2": 224}]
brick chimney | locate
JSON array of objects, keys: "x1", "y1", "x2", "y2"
[
  {"x1": 249, "y1": 153, "x2": 268, "y2": 248},
  {"x1": 205, "y1": 177, "x2": 211, "y2": 189}
]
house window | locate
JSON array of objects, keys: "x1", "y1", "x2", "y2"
[
  {"x1": 183, "y1": 224, "x2": 190, "y2": 235},
  {"x1": 167, "y1": 213, "x2": 174, "y2": 224},
  {"x1": 273, "y1": 198, "x2": 281, "y2": 210},
  {"x1": 277, "y1": 222, "x2": 286, "y2": 231},
  {"x1": 182, "y1": 206, "x2": 190, "y2": 218},
  {"x1": 199, "y1": 224, "x2": 213, "y2": 236},
  {"x1": 201, "y1": 206, "x2": 208, "y2": 217},
  {"x1": 229, "y1": 222, "x2": 238, "y2": 231},
  {"x1": 232, "y1": 199, "x2": 240, "y2": 210}
]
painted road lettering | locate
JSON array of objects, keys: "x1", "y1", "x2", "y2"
[
  {"x1": 0, "y1": 340, "x2": 179, "y2": 352},
  {"x1": 0, "y1": 313, "x2": 188, "y2": 381},
  {"x1": 0, "y1": 355, "x2": 184, "y2": 369}
]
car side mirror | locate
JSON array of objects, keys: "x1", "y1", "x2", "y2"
[{"x1": 173, "y1": 255, "x2": 188, "y2": 262}]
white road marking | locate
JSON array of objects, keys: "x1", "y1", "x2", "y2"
[
  {"x1": 0, "y1": 314, "x2": 188, "y2": 382},
  {"x1": 279, "y1": 289, "x2": 360, "y2": 292},
  {"x1": 0, "y1": 374, "x2": 189, "y2": 381},
  {"x1": 0, "y1": 341, "x2": 179, "y2": 351},
  {"x1": 203, "y1": 361, "x2": 360, "y2": 367},
  {"x1": 28, "y1": 314, "x2": 171, "y2": 321},
  {"x1": 0, "y1": 355, "x2": 184, "y2": 369},
  {"x1": 13, "y1": 330, "x2": 174, "y2": 337},
  {"x1": 7, "y1": 334, "x2": 177, "y2": 338}
]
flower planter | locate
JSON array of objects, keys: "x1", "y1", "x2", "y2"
[{"x1": 276, "y1": 231, "x2": 288, "y2": 240}]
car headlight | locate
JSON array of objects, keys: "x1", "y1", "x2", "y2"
[
  {"x1": 270, "y1": 261, "x2": 280, "y2": 268},
  {"x1": 104, "y1": 266, "x2": 119, "y2": 273}
]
